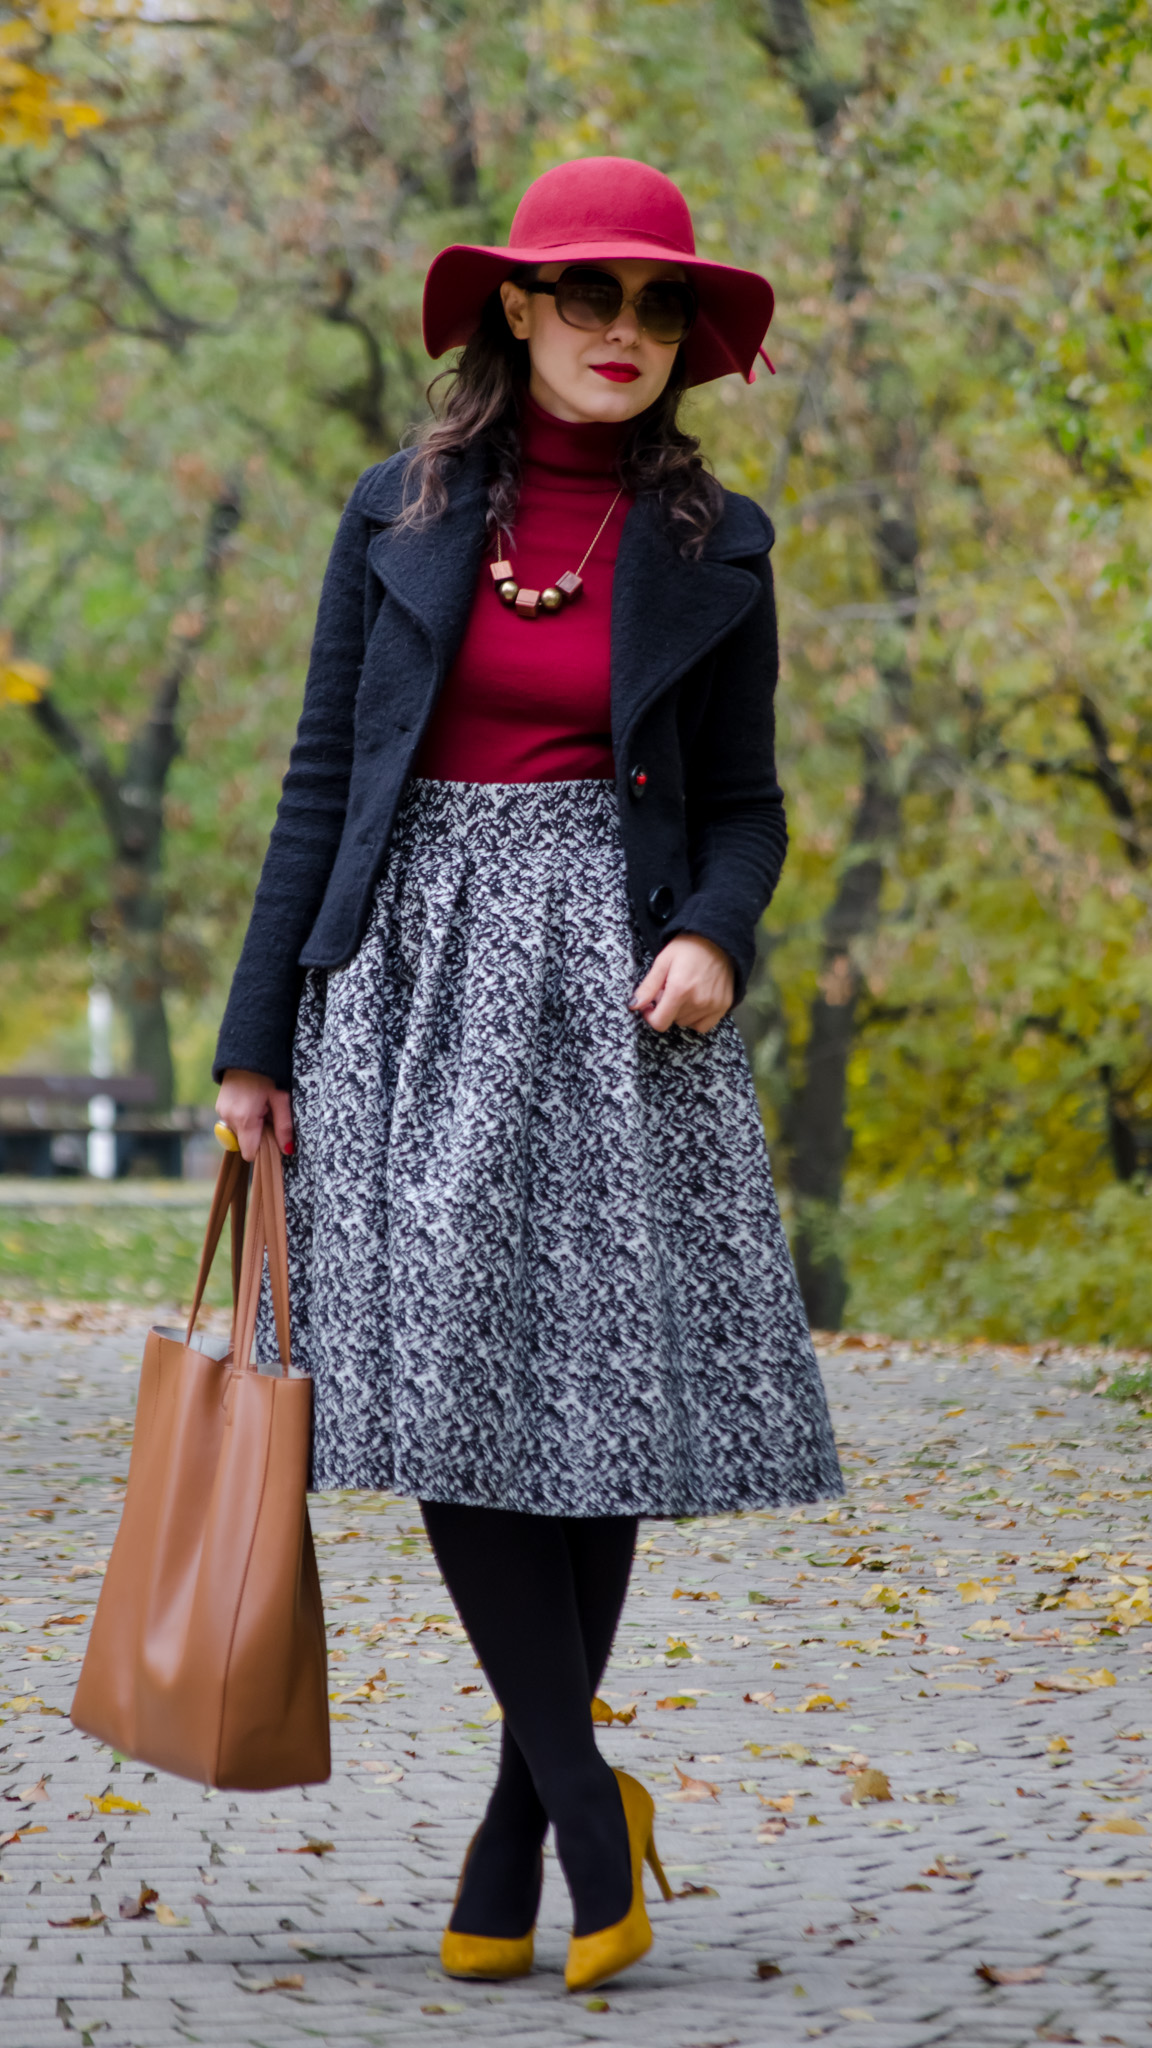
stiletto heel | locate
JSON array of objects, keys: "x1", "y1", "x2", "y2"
[
  {"x1": 440, "y1": 1829, "x2": 538, "y2": 1981},
  {"x1": 645, "y1": 1833, "x2": 674, "y2": 1902},
  {"x1": 564, "y1": 1769, "x2": 671, "y2": 1992}
]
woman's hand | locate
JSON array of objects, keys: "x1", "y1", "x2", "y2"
[
  {"x1": 215, "y1": 1069, "x2": 295, "y2": 1164},
  {"x1": 628, "y1": 933, "x2": 735, "y2": 1035}
]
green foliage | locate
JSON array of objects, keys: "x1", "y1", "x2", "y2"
[
  {"x1": 844, "y1": 1180, "x2": 1152, "y2": 1347},
  {"x1": 0, "y1": 1200, "x2": 228, "y2": 1306},
  {"x1": 1104, "y1": 1360, "x2": 1152, "y2": 1404}
]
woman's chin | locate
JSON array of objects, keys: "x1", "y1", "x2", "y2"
[{"x1": 530, "y1": 371, "x2": 657, "y2": 426}]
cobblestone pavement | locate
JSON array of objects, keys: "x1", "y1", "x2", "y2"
[{"x1": 1, "y1": 1301, "x2": 1150, "y2": 2048}]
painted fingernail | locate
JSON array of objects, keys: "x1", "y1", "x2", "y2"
[{"x1": 283, "y1": 1140, "x2": 295, "y2": 1156}]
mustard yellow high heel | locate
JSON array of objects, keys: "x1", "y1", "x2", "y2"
[
  {"x1": 564, "y1": 1769, "x2": 674, "y2": 1993},
  {"x1": 440, "y1": 1830, "x2": 538, "y2": 1982}
]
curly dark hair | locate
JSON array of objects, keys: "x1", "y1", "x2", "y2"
[{"x1": 394, "y1": 274, "x2": 725, "y2": 560}]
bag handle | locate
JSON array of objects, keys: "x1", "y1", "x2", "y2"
[
  {"x1": 232, "y1": 1124, "x2": 293, "y2": 1376},
  {"x1": 184, "y1": 1146, "x2": 249, "y2": 1347}
]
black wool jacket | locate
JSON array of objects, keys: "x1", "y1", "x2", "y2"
[{"x1": 212, "y1": 441, "x2": 787, "y2": 1091}]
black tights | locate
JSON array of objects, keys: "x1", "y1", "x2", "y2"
[{"x1": 420, "y1": 1502, "x2": 637, "y2": 1939}]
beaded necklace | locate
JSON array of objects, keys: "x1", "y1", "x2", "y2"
[{"x1": 489, "y1": 486, "x2": 625, "y2": 621}]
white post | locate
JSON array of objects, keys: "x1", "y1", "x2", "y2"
[{"x1": 87, "y1": 984, "x2": 116, "y2": 1181}]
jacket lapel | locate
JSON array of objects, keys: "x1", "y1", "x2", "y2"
[
  {"x1": 610, "y1": 492, "x2": 770, "y2": 746},
  {"x1": 361, "y1": 441, "x2": 771, "y2": 732},
  {"x1": 362, "y1": 445, "x2": 490, "y2": 681}
]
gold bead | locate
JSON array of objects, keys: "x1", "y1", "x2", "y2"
[
  {"x1": 214, "y1": 1120, "x2": 241, "y2": 1152},
  {"x1": 540, "y1": 586, "x2": 564, "y2": 612},
  {"x1": 497, "y1": 579, "x2": 519, "y2": 606}
]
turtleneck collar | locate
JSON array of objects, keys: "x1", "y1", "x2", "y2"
[{"x1": 520, "y1": 388, "x2": 631, "y2": 479}]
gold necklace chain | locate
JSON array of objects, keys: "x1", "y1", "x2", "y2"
[{"x1": 490, "y1": 486, "x2": 625, "y2": 621}]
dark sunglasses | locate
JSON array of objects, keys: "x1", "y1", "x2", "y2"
[{"x1": 521, "y1": 265, "x2": 698, "y2": 346}]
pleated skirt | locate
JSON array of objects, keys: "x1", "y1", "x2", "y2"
[{"x1": 255, "y1": 777, "x2": 842, "y2": 1517}]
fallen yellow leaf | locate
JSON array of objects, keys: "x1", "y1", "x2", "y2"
[
  {"x1": 87, "y1": 1794, "x2": 149, "y2": 1815},
  {"x1": 1047, "y1": 1735, "x2": 1071, "y2": 1754},
  {"x1": 655, "y1": 1695, "x2": 696, "y2": 1710},
  {"x1": 1035, "y1": 1668, "x2": 1116, "y2": 1693},
  {"x1": 670, "y1": 1766, "x2": 719, "y2": 1802},
  {"x1": 976, "y1": 1964, "x2": 1045, "y2": 1985},
  {"x1": 1088, "y1": 1817, "x2": 1146, "y2": 1835},
  {"x1": 958, "y1": 1582, "x2": 997, "y2": 1605},
  {"x1": 154, "y1": 1902, "x2": 190, "y2": 1926},
  {"x1": 591, "y1": 1697, "x2": 637, "y2": 1726},
  {"x1": 118, "y1": 1885, "x2": 158, "y2": 1920},
  {"x1": 847, "y1": 1769, "x2": 892, "y2": 1806}
]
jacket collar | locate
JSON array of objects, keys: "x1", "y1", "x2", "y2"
[
  {"x1": 363, "y1": 444, "x2": 491, "y2": 676},
  {"x1": 361, "y1": 441, "x2": 771, "y2": 740}
]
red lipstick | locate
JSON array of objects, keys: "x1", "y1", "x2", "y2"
[{"x1": 591, "y1": 362, "x2": 641, "y2": 383}]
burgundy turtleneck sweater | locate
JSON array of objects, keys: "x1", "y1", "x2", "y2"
[{"x1": 412, "y1": 391, "x2": 634, "y2": 783}]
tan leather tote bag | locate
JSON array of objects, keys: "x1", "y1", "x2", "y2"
[{"x1": 71, "y1": 1126, "x2": 329, "y2": 1789}]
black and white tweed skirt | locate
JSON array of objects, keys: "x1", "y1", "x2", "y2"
[{"x1": 256, "y1": 777, "x2": 842, "y2": 1518}]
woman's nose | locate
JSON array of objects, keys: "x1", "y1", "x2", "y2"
[{"x1": 603, "y1": 301, "x2": 642, "y2": 346}]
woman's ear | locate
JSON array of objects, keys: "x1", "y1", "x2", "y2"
[{"x1": 500, "y1": 277, "x2": 531, "y2": 339}]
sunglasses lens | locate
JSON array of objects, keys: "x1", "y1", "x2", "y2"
[
  {"x1": 635, "y1": 282, "x2": 696, "y2": 343},
  {"x1": 554, "y1": 270, "x2": 623, "y2": 329},
  {"x1": 550, "y1": 268, "x2": 698, "y2": 344}
]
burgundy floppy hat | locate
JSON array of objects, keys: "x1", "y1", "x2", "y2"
[{"x1": 422, "y1": 156, "x2": 775, "y2": 388}]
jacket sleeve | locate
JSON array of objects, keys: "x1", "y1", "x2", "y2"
[
  {"x1": 211, "y1": 469, "x2": 380, "y2": 1090},
  {"x1": 661, "y1": 550, "x2": 786, "y2": 1008}
]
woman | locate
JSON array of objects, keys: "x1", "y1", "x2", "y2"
[{"x1": 213, "y1": 155, "x2": 842, "y2": 1992}]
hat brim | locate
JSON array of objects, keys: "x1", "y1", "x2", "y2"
[{"x1": 422, "y1": 239, "x2": 774, "y2": 387}]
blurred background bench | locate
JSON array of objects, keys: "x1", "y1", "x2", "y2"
[{"x1": 0, "y1": 1077, "x2": 219, "y2": 1179}]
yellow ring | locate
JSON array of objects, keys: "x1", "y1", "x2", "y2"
[{"x1": 213, "y1": 1120, "x2": 241, "y2": 1152}]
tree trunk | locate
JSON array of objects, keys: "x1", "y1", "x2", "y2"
[
  {"x1": 24, "y1": 484, "x2": 241, "y2": 1112},
  {"x1": 753, "y1": 0, "x2": 921, "y2": 1326},
  {"x1": 784, "y1": 740, "x2": 899, "y2": 1326},
  {"x1": 114, "y1": 878, "x2": 175, "y2": 1109}
]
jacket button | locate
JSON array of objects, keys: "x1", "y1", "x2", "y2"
[
  {"x1": 647, "y1": 883, "x2": 675, "y2": 924},
  {"x1": 629, "y1": 764, "x2": 649, "y2": 797}
]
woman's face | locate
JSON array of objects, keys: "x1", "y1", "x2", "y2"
[{"x1": 500, "y1": 259, "x2": 687, "y2": 424}]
